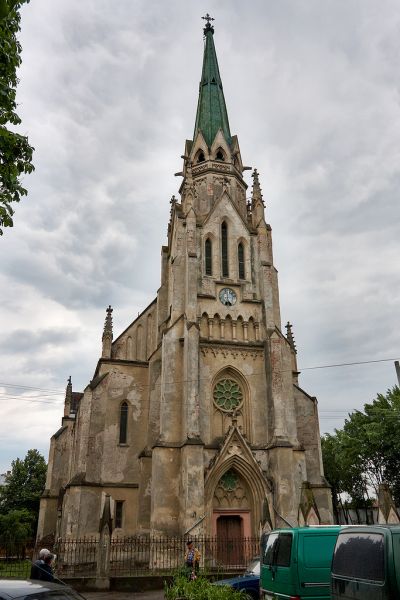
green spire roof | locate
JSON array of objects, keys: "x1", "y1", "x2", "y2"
[{"x1": 193, "y1": 22, "x2": 232, "y2": 148}]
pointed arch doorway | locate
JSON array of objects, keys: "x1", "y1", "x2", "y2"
[{"x1": 212, "y1": 469, "x2": 252, "y2": 565}]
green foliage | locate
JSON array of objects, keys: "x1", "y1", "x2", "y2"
[
  {"x1": 0, "y1": 508, "x2": 35, "y2": 540},
  {"x1": 165, "y1": 574, "x2": 246, "y2": 600},
  {"x1": 0, "y1": 449, "x2": 46, "y2": 523},
  {"x1": 0, "y1": 0, "x2": 34, "y2": 235},
  {"x1": 322, "y1": 386, "x2": 400, "y2": 507}
]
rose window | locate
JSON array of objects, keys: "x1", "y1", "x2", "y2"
[
  {"x1": 220, "y1": 470, "x2": 238, "y2": 491},
  {"x1": 213, "y1": 379, "x2": 243, "y2": 412}
]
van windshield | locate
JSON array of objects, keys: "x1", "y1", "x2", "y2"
[{"x1": 332, "y1": 532, "x2": 385, "y2": 582}]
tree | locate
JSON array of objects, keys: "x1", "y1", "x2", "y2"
[
  {"x1": 322, "y1": 386, "x2": 400, "y2": 509},
  {"x1": 0, "y1": 0, "x2": 34, "y2": 235},
  {"x1": 0, "y1": 508, "x2": 35, "y2": 540},
  {"x1": 0, "y1": 449, "x2": 46, "y2": 520},
  {"x1": 321, "y1": 430, "x2": 366, "y2": 521}
]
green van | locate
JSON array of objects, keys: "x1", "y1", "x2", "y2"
[
  {"x1": 260, "y1": 526, "x2": 342, "y2": 600},
  {"x1": 331, "y1": 524, "x2": 400, "y2": 599}
]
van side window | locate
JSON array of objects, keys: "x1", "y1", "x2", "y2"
[
  {"x1": 263, "y1": 532, "x2": 292, "y2": 567},
  {"x1": 263, "y1": 533, "x2": 278, "y2": 565},
  {"x1": 275, "y1": 533, "x2": 292, "y2": 567},
  {"x1": 332, "y1": 532, "x2": 384, "y2": 582}
]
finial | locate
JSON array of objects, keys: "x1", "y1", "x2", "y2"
[
  {"x1": 286, "y1": 321, "x2": 297, "y2": 353},
  {"x1": 202, "y1": 13, "x2": 215, "y2": 35},
  {"x1": 231, "y1": 409, "x2": 238, "y2": 427}
]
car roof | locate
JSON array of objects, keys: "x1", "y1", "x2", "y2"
[
  {"x1": 338, "y1": 524, "x2": 400, "y2": 533},
  {"x1": 268, "y1": 525, "x2": 342, "y2": 534},
  {"x1": 0, "y1": 579, "x2": 72, "y2": 599}
]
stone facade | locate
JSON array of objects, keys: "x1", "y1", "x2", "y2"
[{"x1": 37, "y1": 21, "x2": 333, "y2": 542}]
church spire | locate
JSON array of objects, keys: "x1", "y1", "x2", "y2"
[{"x1": 193, "y1": 15, "x2": 232, "y2": 148}]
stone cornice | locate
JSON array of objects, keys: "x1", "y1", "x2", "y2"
[
  {"x1": 200, "y1": 340, "x2": 264, "y2": 360},
  {"x1": 66, "y1": 481, "x2": 139, "y2": 490}
]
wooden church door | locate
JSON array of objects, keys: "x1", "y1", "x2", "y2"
[{"x1": 217, "y1": 515, "x2": 244, "y2": 565}]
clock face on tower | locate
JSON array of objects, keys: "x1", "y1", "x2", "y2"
[{"x1": 219, "y1": 288, "x2": 237, "y2": 307}]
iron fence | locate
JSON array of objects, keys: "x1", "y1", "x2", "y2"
[
  {"x1": 110, "y1": 536, "x2": 260, "y2": 576},
  {"x1": 0, "y1": 535, "x2": 260, "y2": 579},
  {"x1": 0, "y1": 539, "x2": 39, "y2": 579}
]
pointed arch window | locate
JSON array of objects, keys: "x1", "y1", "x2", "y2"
[
  {"x1": 119, "y1": 401, "x2": 128, "y2": 444},
  {"x1": 221, "y1": 222, "x2": 229, "y2": 278},
  {"x1": 238, "y1": 242, "x2": 245, "y2": 279},
  {"x1": 205, "y1": 238, "x2": 212, "y2": 275},
  {"x1": 216, "y1": 149, "x2": 225, "y2": 161},
  {"x1": 197, "y1": 151, "x2": 205, "y2": 163}
]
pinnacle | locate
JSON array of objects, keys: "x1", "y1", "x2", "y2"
[
  {"x1": 102, "y1": 305, "x2": 113, "y2": 339},
  {"x1": 286, "y1": 321, "x2": 297, "y2": 353}
]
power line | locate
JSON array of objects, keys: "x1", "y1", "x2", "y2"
[
  {"x1": 0, "y1": 382, "x2": 64, "y2": 393},
  {"x1": 301, "y1": 357, "x2": 400, "y2": 370}
]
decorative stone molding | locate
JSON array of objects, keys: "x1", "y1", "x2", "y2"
[{"x1": 200, "y1": 343, "x2": 264, "y2": 360}]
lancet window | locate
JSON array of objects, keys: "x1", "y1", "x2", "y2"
[
  {"x1": 238, "y1": 242, "x2": 245, "y2": 279},
  {"x1": 205, "y1": 238, "x2": 212, "y2": 275},
  {"x1": 119, "y1": 401, "x2": 128, "y2": 444},
  {"x1": 221, "y1": 221, "x2": 229, "y2": 277}
]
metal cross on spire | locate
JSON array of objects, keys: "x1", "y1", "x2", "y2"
[{"x1": 202, "y1": 13, "x2": 215, "y2": 34}]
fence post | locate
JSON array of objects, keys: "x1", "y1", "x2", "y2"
[
  {"x1": 95, "y1": 493, "x2": 113, "y2": 589},
  {"x1": 95, "y1": 528, "x2": 110, "y2": 589}
]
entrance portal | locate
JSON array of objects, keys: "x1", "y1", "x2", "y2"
[{"x1": 216, "y1": 514, "x2": 243, "y2": 565}]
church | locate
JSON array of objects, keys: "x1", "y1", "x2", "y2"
[{"x1": 37, "y1": 17, "x2": 333, "y2": 542}]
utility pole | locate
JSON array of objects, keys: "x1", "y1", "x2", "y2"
[{"x1": 395, "y1": 361, "x2": 400, "y2": 386}]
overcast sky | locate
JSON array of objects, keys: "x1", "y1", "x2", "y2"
[{"x1": 1, "y1": 0, "x2": 399, "y2": 474}]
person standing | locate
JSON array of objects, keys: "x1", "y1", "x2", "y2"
[
  {"x1": 185, "y1": 540, "x2": 201, "y2": 580},
  {"x1": 30, "y1": 548, "x2": 55, "y2": 582}
]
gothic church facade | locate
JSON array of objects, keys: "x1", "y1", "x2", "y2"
[{"x1": 37, "y1": 20, "x2": 333, "y2": 542}]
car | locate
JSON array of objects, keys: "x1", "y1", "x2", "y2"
[
  {"x1": 260, "y1": 525, "x2": 342, "y2": 600},
  {"x1": 213, "y1": 558, "x2": 260, "y2": 600},
  {"x1": 331, "y1": 524, "x2": 400, "y2": 599},
  {"x1": 0, "y1": 579, "x2": 83, "y2": 600}
]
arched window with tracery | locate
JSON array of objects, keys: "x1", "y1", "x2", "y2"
[
  {"x1": 205, "y1": 238, "x2": 212, "y2": 275},
  {"x1": 212, "y1": 369, "x2": 250, "y2": 440},
  {"x1": 221, "y1": 222, "x2": 229, "y2": 277},
  {"x1": 119, "y1": 401, "x2": 128, "y2": 444},
  {"x1": 238, "y1": 242, "x2": 245, "y2": 279}
]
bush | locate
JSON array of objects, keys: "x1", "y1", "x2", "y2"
[{"x1": 165, "y1": 574, "x2": 246, "y2": 600}]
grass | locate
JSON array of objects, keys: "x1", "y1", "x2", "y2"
[{"x1": 0, "y1": 559, "x2": 32, "y2": 579}]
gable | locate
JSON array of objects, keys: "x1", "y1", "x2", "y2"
[{"x1": 202, "y1": 190, "x2": 250, "y2": 238}]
